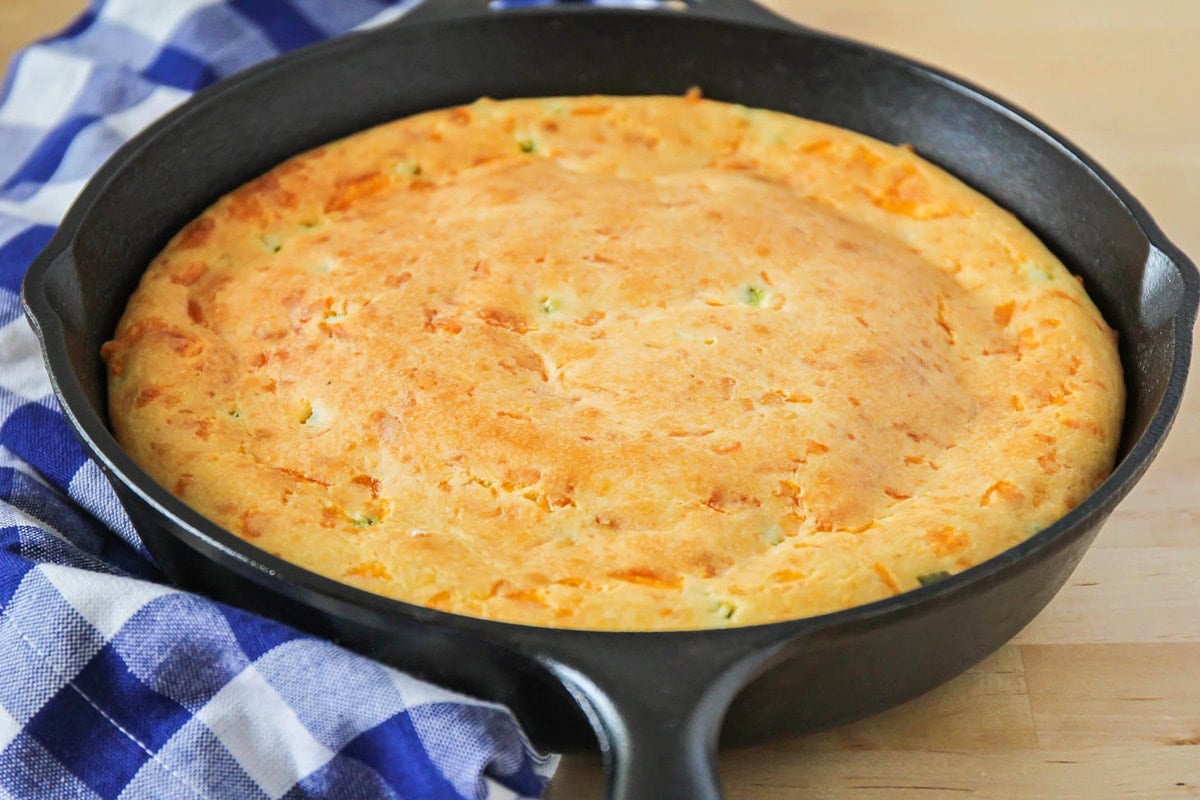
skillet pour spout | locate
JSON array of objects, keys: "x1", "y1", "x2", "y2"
[{"x1": 20, "y1": 1, "x2": 1199, "y2": 798}]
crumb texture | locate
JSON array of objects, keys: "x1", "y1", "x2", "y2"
[{"x1": 104, "y1": 95, "x2": 1124, "y2": 629}]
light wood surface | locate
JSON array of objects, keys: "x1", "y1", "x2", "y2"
[
  {"x1": 3, "y1": 2, "x2": 1196, "y2": 798},
  {"x1": 0, "y1": 0, "x2": 82, "y2": 75}
]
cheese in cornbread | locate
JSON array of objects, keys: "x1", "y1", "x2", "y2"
[{"x1": 102, "y1": 94, "x2": 1124, "y2": 630}]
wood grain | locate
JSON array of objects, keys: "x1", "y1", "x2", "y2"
[
  {"x1": 0, "y1": 0, "x2": 83, "y2": 74},
  {"x1": 3, "y1": 2, "x2": 1196, "y2": 798}
]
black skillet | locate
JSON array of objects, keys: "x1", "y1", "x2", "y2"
[{"x1": 21, "y1": 1, "x2": 1199, "y2": 797}]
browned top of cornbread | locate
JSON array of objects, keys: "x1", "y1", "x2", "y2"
[{"x1": 102, "y1": 94, "x2": 1123, "y2": 630}]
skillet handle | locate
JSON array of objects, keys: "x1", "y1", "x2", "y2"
[
  {"x1": 537, "y1": 636, "x2": 786, "y2": 800},
  {"x1": 397, "y1": 0, "x2": 798, "y2": 31},
  {"x1": 672, "y1": 0, "x2": 799, "y2": 29}
]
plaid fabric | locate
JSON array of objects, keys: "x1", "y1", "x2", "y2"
[{"x1": 0, "y1": 2, "x2": 565, "y2": 798}]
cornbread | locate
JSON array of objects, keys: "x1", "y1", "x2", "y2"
[{"x1": 102, "y1": 94, "x2": 1124, "y2": 630}]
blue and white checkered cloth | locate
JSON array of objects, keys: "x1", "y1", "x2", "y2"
[{"x1": 0, "y1": 2, "x2": 563, "y2": 797}]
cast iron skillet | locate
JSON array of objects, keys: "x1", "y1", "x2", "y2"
[{"x1": 21, "y1": 1, "x2": 1199, "y2": 797}]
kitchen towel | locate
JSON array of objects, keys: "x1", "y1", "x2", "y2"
[{"x1": 0, "y1": 1, "x2": 563, "y2": 798}]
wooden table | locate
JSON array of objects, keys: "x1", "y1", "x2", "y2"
[{"x1": 4, "y1": 2, "x2": 1197, "y2": 798}]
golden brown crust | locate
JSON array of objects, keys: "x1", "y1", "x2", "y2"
[{"x1": 104, "y1": 95, "x2": 1124, "y2": 630}]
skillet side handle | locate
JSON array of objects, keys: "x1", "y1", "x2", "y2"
[
  {"x1": 682, "y1": 0, "x2": 801, "y2": 29},
  {"x1": 395, "y1": 0, "x2": 799, "y2": 31},
  {"x1": 539, "y1": 639, "x2": 785, "y2": 800},
  {"x1": 1144, "y1": 241, "x2": 1200, "y2": 332}
]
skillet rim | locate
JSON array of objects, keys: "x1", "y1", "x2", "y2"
[{"x1": 19, "y1": 4, "x2": 1200, "y2": 650}]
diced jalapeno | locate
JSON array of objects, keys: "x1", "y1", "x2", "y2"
[
  {"x1": 743, "y1": 284, "x2": 768, "y2": 307},
  {"x1": 917, "y1": 571, "x2": 952, "y2": 587}
]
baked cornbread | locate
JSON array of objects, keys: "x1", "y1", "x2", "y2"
[{"x1": 103, "y1": 94, "x2": 1124, "y2": 630}]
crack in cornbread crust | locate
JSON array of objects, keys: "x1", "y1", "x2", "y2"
[{"x1": 103, "y1": 95, "x2": 1124, "y2": 630}]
